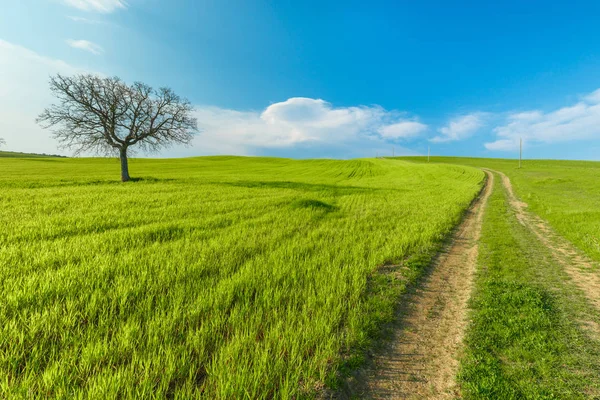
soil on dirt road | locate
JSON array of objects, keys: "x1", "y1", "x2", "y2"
[{"x1": 340, "y1": 171, "x2": 493, "y2": 400}]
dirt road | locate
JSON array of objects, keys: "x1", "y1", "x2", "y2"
[
  {"x1": 348, "y1": 171, "x2": 493, "y2": 399},
  {"x1": 492, "y1": 169, "x2": 600, "y2": 334},
  {"x1": 340, "y1": 168, "x2": 600, "y2": 399}
]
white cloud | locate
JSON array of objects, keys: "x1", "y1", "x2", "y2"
[
  {"x1": 484, "y1": 139, "x2": 519, "y2": 151},
  {"x1": 0, "y1": 41, "x2": 424, "y2": 158},
  {"x1": 63, "y1": 0, "x2": 126, "y2": 13},
  {"x1": 67, "y1": 15, "x2": 103, "y2": 24},
  {"x1": 66, "y1": 39, "x2": 104, "y2": 55},
  {"x1": 378, "y1": 121, "x2": 427, "y2": 139},
  {"x1": 0, "y1": 40, "x2": 74, "y2": 73},
  {"x1": 189, "y1": 98, "x2": 426, "y2": 155},
  {"x1": 585, "y1": 88, "x2": 600, "y2": 104},
  {"x1": 0, "y1": 40, "x2": 83, "y2": 155},
  {"x1": 431, "y1": 113, "x2": 487, "y2": 143},
  {"x1": 485, "y1": 89, "x2": 600, "y2": 151}
]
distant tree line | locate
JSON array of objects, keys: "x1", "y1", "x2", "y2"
[{"x1": 0, "y1": 138, "x2": 66, "y2": 158}]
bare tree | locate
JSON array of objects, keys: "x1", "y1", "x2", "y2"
[
  {"x1": 0, "y1": 138, "x2": 5, "y2": 148},
  {"x1": 37, "y1": 74, "x2": 198, "y2": 181}
]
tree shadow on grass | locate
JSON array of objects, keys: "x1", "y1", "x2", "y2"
[
  {"x1": 220, "y1": 180, "x2": 376, "y2": 194},
  {"x1": 290, "y1": 198, "x2": 338, "y2": 212},
  {"x1": 128, "y1": 177, "x2": 177, "y2": 183},
  {"x1": 22, "y1": 177, "x2": 178, "y2": 188}
]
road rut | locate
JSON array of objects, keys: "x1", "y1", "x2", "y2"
[
  {"x1": 351, "y1": 170, "x2": 493, "y2": 399},
  {"x1": 491, "y1": 169, "x2": 600, "y2": 334}
]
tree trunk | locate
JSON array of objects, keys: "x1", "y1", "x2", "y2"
[{"x1": 120, "y1": 148, "x2": 130, "y2": 182}]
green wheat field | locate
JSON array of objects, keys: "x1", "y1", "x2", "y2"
[
  {"x1": 1, "y1": 156, "x2": 483, "y2": 398},
  {"x1": 2, "y1": 154, "x2": 600, "y2": 398}
]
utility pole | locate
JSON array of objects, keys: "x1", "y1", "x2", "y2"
[
  {"x1": 392, "y1": 146, "x2": 395, "y2": 157},
  {"x1": 428, "y1": 146, "x2": 430, "y2": 162},
  {"x1": 519, "y1": 138, "x2": 522, "y2": 169}
]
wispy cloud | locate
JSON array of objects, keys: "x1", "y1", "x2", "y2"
[
  {"x1": 431, "y1": 113, "x2": 488, "y2": 143},
  {"x1": 66, "y1": 39, "x2": 104, "y2": 55},
  {"x1": 585, "y1": 88, "x2": 600, "y2": 104},
  {"x1": 67, "y1": 15, "x2": 103, "y2": 24},
  {"x1": 485, "y1": 89, "x2": 600, "y2": 151},
  {"x1": 0, "y1": 40, "x2": 76, "y2": 72},
  {"x1": 63, "y1": 0, "x2": 126, "y2": 13}
]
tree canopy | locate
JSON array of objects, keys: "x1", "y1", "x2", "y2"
[{"x1": 37, "y1": 74, "x2": 198, "y2": 181}]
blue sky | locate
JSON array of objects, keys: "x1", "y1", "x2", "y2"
[{"x1": 1, "y1": 0, "x2": 600, "y2": 159}]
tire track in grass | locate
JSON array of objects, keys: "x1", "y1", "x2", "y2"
[
  {"x1": 350, "y1": 171, "x2": 493, "y2": 399},
  {"x1": 491, "y1": 169, "x2": 600, "y2": 335}
]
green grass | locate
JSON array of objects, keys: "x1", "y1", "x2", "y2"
[
  {"x1": 400, "y1": 156, "x2": 600, "y2": 263},
  {"x1": 0, "y1": 156, "x2": 483, "y2": 398},
  {"x1": 457, "y1": 172, "x2": 600, "y2": 398}
]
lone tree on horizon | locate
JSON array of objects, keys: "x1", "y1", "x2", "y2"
[
  {"x1": 0, "y1": 138, "x2": 5, "y2": 148},
  {"x1": 37, "y1": 74, "x2": 198, "y2": 181}
]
